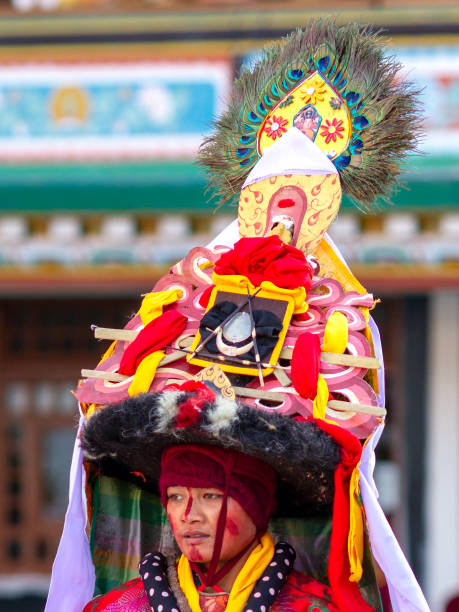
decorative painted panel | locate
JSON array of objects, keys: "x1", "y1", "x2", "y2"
[
  {"x1": 395, "y1": 46, "x2": 459, "y2": 154},
  {"x1": 0, "y1": 62, "x2": 231, "y2": 160},
  {"x1": 242, "y1": 45, "x2": 459, "y2": 156}
]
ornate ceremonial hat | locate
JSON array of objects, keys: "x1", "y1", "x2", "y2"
[
  {"x1": 46, "y1": 18, "x2": 428, "y2": 612},
  {"x1": 73, "y1": 18, "x2": 424, "y2": 612},
  {"x1": 81, "y1": 379, "x2": 341, "y2": 517}
]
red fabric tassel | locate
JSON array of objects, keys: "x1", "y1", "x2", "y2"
[
  {"x1": 310, "y1": 419, "x2": 372, "y2": 612},
  {"x1": 214, "y1": 235, "x2": 313, "y2": 290},
  {"x1": 174, "y1": 399, "x2": 202, "y2": 428},
  {"x1": 199, "y1": 285, "x2": 214, "y2": 308},
  {"x1": 164, "y1": 380, "x2": 216, "y2": 429},
  {"x1": 290, "y1": 332, "x2": 321, "y2": 399},
  {"x1": 118, "y1": 310, "x2": 187, "y2": 376}
]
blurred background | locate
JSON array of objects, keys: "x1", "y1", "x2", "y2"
[{"x1": 0, "y1": 1, "x2": 457, "y2": 611}]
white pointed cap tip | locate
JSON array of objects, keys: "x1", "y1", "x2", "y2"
[{"x1": 242, "y1": 127, "x2": 338, "y2": 189}]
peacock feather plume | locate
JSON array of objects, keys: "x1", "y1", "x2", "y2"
[{"x1": 199, "y1": 18, "x2": 423, "y2": 211}]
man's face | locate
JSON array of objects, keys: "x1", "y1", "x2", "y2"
[{"x1": 166, "y1": 486, "x2": 256, "y2": 567}]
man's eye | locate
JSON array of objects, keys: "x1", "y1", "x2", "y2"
[
  {"x1": 204, "y1": 493, "x2": 222, "y2": 500},
  {"x1": 167, "y1": 494, "x2": 182, "y2": 502}
]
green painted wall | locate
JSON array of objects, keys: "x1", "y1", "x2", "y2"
[{"x1": 0, "y1": 156, "x2": 457, "y2": 214}]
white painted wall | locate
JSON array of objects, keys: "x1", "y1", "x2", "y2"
[{"x1": 426, "y1": 291, "x2": 459, "y2": 612}]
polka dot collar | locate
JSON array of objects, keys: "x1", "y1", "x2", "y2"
[
  {"x1": 139, "y1": 552, "x2": 180, "y2": 612},
  {"x1": 139, "y1": 542, "x2": 295, "y2": 611}
]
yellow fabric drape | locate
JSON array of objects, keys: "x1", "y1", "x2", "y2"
[
  {"x1": 322, "y1": 311, "x2": 348, "y2": 354},
  {"x1": 314, "y1": 237, "x2": 368, "y2": 297},
  {"x1": 347, "y1": 433, "x2": 379, "y2": 583},
  {"x1": 138, "y1": 289, "x2": 183, "y2": 326},
  {"x1": 348, "y1": 465, "x2": 364, "y2": 582},
  {"x1": 122, "y1": 288, "x2": 183, "y2": 396},
  {"x1": 85, "y1": 403, "x2": 97, "y2": 419},
  {"x1": 177, "y1": 532, "x2": 275, "y2": 612},
  {"x1": 98, "y1": 340, "x2": 117, "y2": 365},
  {"x1": 312, "y1": 373, "x2": 329, "y2": 420},
  {"x1": 127, "y1": 350, "x2": 166, "y2": 397}
]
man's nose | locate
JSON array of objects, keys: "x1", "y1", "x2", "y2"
[{"x1": 181, "y1": 495, "x2": 201, "y2": 521}]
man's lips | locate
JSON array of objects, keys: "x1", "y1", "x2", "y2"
[{"x1": 181, "y1": 532, "x2": 210, "y2": 544}]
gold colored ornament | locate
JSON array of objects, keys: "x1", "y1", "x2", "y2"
[{"x1": 194, "y1": 365, "x2": 236, "y2": 400}]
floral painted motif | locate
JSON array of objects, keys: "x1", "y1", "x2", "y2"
[
  {"x1": 82, "y1": 578, "x2": 150, "y2": 612},
  {"x1": 263, "y1": 115, "x2": 289, "y2": 140},
  {"x1": 329, "y1": 96, "x2": 342, "y2": 110},
  {"x1": 199, "y1": 592, "x2": 229, "y2": 611},
  {"x1": 299, "y1": 77, "x2": 328, "y2": 105},
  {"x1": 320, "y1": 118, "x2": 345, "y2": 144}
]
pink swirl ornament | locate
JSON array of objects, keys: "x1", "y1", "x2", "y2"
[
  {"x1": 244, "y1": 378, "x2": 312, "y2": 419},
  {"x1": 307, "y1": 278, "x2": 343, "y2": 307},
  {"x1": 77, "y1": 243, "x2": 381, "y2": 438},
  {"x1": 324, "y1": 305, "x2": 367, "y2": 331},
  {"x1": 325, "y1": 379, "x2": 379, "y2": 439},
  {"x1": 320, "y1": 331, "x2": 371, "y2": 389}
]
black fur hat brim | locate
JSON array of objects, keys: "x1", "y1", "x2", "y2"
[{"x1": 81, "y1": 388, "x2": 341, "y2": 516}]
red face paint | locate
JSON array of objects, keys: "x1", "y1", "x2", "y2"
[
  {"x1": 185, "y1": 487, "x2": 193, "y2": 518},
  {"x1": 225, "y1": 516, "x2": 240, "y2": 536},
  {"x1": 167, "y1": 487, "x2": 258, "y2": 572},
  {"x1": 189, "y1": 545, "x2": 203, "y2": 561}
]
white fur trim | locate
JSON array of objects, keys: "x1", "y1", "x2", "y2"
[
  {"x1": 155, "y1": 390, "x2": 182, "y2": 432},
  {"x1": 205, "y1": 397, "x2": 238, "y2": 434},
  {"x1": 84, "y1": 451, "x2": 107, "y2": 461}
]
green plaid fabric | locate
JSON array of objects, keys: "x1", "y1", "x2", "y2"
[
  {"x1": 89, "y1": 475, "x2": 381, "y2": 609},
  {"x1": 90, "y1": 475, "x2": 173, "y2": 595}
]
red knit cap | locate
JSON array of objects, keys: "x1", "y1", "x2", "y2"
[{"x1": 159, "y1": 444, "x2": 277, "y2": 531}]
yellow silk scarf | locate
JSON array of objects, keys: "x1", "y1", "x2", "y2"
[
  {"x1": 127, "y1": 349, "x2": 166, "y2": 396},
  {"x1": 126, "y1": 288, "x2": 183, "y2": 396},
  {"x1": 177, "y1": 532, "x2": 275, "y2": 612},
  {"x1": 138, "y1": 288, "x2": 183, "y2": 326},
  {"x1": 348, "y1": 465, "x2": 364, "y2": 582}
]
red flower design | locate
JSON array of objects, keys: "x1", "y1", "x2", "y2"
[
  {"x1": 199, "y1": 592, "x2": 229, "y2": 612},
  {"x1": 264, "y1": 115, "x2": 289, "y2": 140},
  {"x1": 329, "y1": 96, "x2": 342, "y2": 110},
  {"x1": 82, "y1": 578, "x2": 150, "y2": 612},
  {"x1": 320, "y1": 118, "x2": 345, "y2": 144}
]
